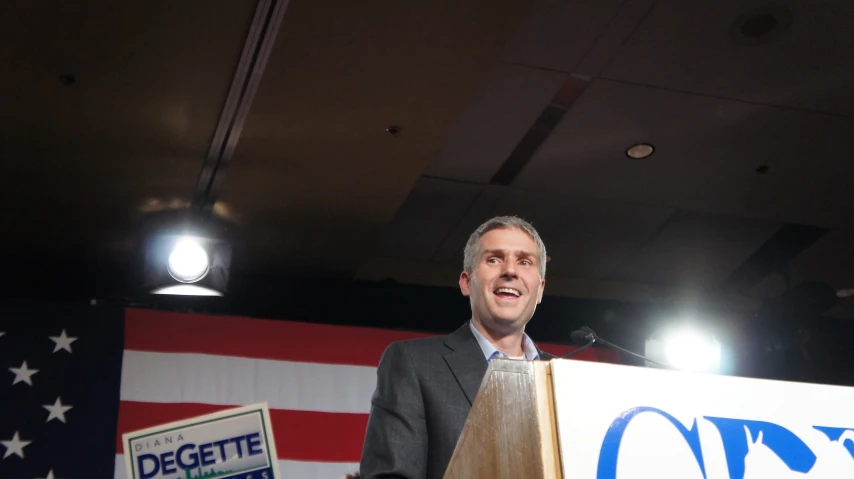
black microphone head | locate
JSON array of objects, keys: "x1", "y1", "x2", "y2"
[{"x1": 570, "y1": 328, "x2": 593, "y2": 345}]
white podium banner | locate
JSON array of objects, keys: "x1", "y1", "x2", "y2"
[{"x1": 551, "y1": 359, "x2": 854, "y2": 479}]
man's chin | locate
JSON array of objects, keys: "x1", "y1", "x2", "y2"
[{"x1": 488, "y1": 313, "x2": 529, "y2": 327}]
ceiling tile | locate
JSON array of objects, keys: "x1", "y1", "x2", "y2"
[
  {"x1": 610, "y1": 210, "x2": 781, "y2": 289},
  {"x1": 500, "y1": 0, "x2": 625, "y2": 72},
  {"x1": 603, "y1": 0, "x2": 854, "y2": 116},
  {"x1": 791, "y1": 229, "x2": 854, "y2": 292},
  {"x1": 375, "y1": 178, "x2": 483, "y2": 261},
  {"x1": 423, "y1": 63, "x2": 567, "y2": 183}
]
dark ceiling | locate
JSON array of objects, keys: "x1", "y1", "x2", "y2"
[{"x1": 2, "y1": 0, "x2": 854, "y2": 323}]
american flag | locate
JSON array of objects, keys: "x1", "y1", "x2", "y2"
[
  {"x1": 0, "y1": 301, "x2": 123, "y2": 479},
  {"x1": 1, "y1": 302, "x2": 616, "y2": 478}
]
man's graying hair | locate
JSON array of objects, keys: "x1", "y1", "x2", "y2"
[{"x1": 463, "y1": 216, "x2": 547, "y2": 278}]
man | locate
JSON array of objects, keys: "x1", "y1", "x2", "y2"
[{"x1": 360, "y1": 216, "x2": 554, "y2": 479}]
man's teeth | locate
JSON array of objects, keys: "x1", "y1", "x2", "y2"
[{"x1": 495, "y1": 288, "x2": 521, "y2": 296}]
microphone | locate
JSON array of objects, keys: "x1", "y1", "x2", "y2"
[
  {"x1": 570, "y1": 327, "x2": 593, "y2": 345},
  {"x1": 561, "y1": 326, "x2": 673, "y2": 368},
  {"x1": 561, "y1": 327, "x2": 595, "y2": 359}
]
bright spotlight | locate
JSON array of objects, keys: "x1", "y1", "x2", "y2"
[
  {"x1": 167, "y1": 238, "x2": 210, "y2": 283},
  {"x1": 663, "y1": 330, "x2": 721, "y2": 373}
]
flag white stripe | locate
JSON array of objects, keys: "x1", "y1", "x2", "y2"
[
  {"x1": 114, "y1": 454, "x2": 359, "y2": 479},
  {"x1": 120, "y1": 350, "x2": 377, "y2": 414}
]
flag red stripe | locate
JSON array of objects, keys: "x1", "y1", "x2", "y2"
[
  {"x1": 116, "y1": 400, "x2": 367, "y2": 462},
  {"x1": 125, "y1": 308, "x2": 433, "y2": 367},
  {"x1": 124, "y1": 309, "x2": 618, "y2": 365}
]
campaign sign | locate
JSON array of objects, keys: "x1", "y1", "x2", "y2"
[
  {"x1": 551, "y1": 360, "x2": 854, "y2": 479},
  {"x1": 122, "y1": 403, "x2": 281, "y2": 479}
]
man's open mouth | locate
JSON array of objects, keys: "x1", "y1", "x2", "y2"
[{"x1": 494, "y1": 287, "x2": 521, "y2": 298}]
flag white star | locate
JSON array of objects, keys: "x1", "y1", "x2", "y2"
[
  {"x1": 9, "y1": 360, "x2": 38, "y2": 386},
  {"x1": 1, "y1": 431, "x2": 31, "y2": 459},
  {"x1": 49, "y1": 329, "x2": 77, "y2": 354},
  {"x1": 36, "y1": 469, "x2": 62, "y2": 479},
  {"x1": 43, "y1": 397, "x2": 73, "y2": 423}
]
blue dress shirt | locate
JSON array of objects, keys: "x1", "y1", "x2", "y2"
[{"x1": 468, "y1": 320, "x2": 540, "y2": 362}]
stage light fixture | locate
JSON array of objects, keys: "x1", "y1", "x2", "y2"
[
  {"x1": 142, "y1": 231, "x2": 232, "y2": 297},
  {"x1": 167, "y1": 238, "x2": 210, "y2": 283}
]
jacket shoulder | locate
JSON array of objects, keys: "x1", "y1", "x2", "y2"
[{"x1": 383, "y1": 334, "x2": 448, "y2": 356}]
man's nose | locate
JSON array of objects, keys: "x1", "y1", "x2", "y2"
[{"x1": 501, "y1": 262, "x2": 517, "y2": 278}]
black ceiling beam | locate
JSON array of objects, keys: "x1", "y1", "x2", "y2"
[
  {"x1": 192, "y1": 0, "x2": 290, "y2": 213},
  {"x1": 719, "y1": 223, "x2": 830, "y2": 295},
  {"x1": 489, "y1": 73, "x2": 589, "y2": 186}
]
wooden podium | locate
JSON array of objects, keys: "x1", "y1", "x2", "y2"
[{"x1": 443, "y1": 359, "x2": 561, "y2": 479}]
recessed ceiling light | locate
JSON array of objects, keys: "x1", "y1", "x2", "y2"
[
  {"x1": 626, "y1": 143, "x2": 654, "y2": 159},
  {"x1": 837, "y1": 288, "x2": 854, "y2": 298},
  {"x1": 729, "y1": 5, "x2": 792, "y2": 46},
  {"x1": 59, "y1": 74, "x2": 76, "y2": 86}
]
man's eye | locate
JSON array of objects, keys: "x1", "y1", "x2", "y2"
[
  {"x1": 520, "y1": 260, "x2": 531, "y2": 266},
  {"x1": 487, "y1": 258, "x2": 499, "y2": 264}
]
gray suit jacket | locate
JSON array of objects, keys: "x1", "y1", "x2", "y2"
[{"x1": 359, "y1": 322, "x2": 555, "y2": 479}]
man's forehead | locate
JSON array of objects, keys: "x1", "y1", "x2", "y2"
[
  {"x1": 482, "y1": 247, "x2": 537, "y2": 257},
  {"x1": 479, "y1": 227, "x2": 538, "y2": 248}
]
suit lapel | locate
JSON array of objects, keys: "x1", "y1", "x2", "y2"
[
  {"x1": 442, "y1": 323, "x2": 488, "y2": 405},
  {"x1": 537, "y1": 345, "x2": 556, "y2": 360}
]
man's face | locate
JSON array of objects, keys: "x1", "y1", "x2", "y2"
[{"x1": 459, "y1": 227, "x2": 545, "y2": 334}]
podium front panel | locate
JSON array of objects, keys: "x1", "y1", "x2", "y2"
[{"x1": 550, "y1": 359, "x2": 854, "y2": 479}]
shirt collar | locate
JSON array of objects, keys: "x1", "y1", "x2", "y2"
[{"x1": 468, "y1": 320, "x2": 540, "y2": 362}]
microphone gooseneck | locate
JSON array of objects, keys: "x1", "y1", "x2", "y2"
[{"x1": 559, "y1": 326, "x2": 674, "y2": 369}]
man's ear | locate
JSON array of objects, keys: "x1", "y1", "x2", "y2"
[
  {"x1": 537, "y1": 278, "x2": 545, "y2": 304},
  {"x1": 459, "y1": 271, "x2": 472, "y2": 297}
]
